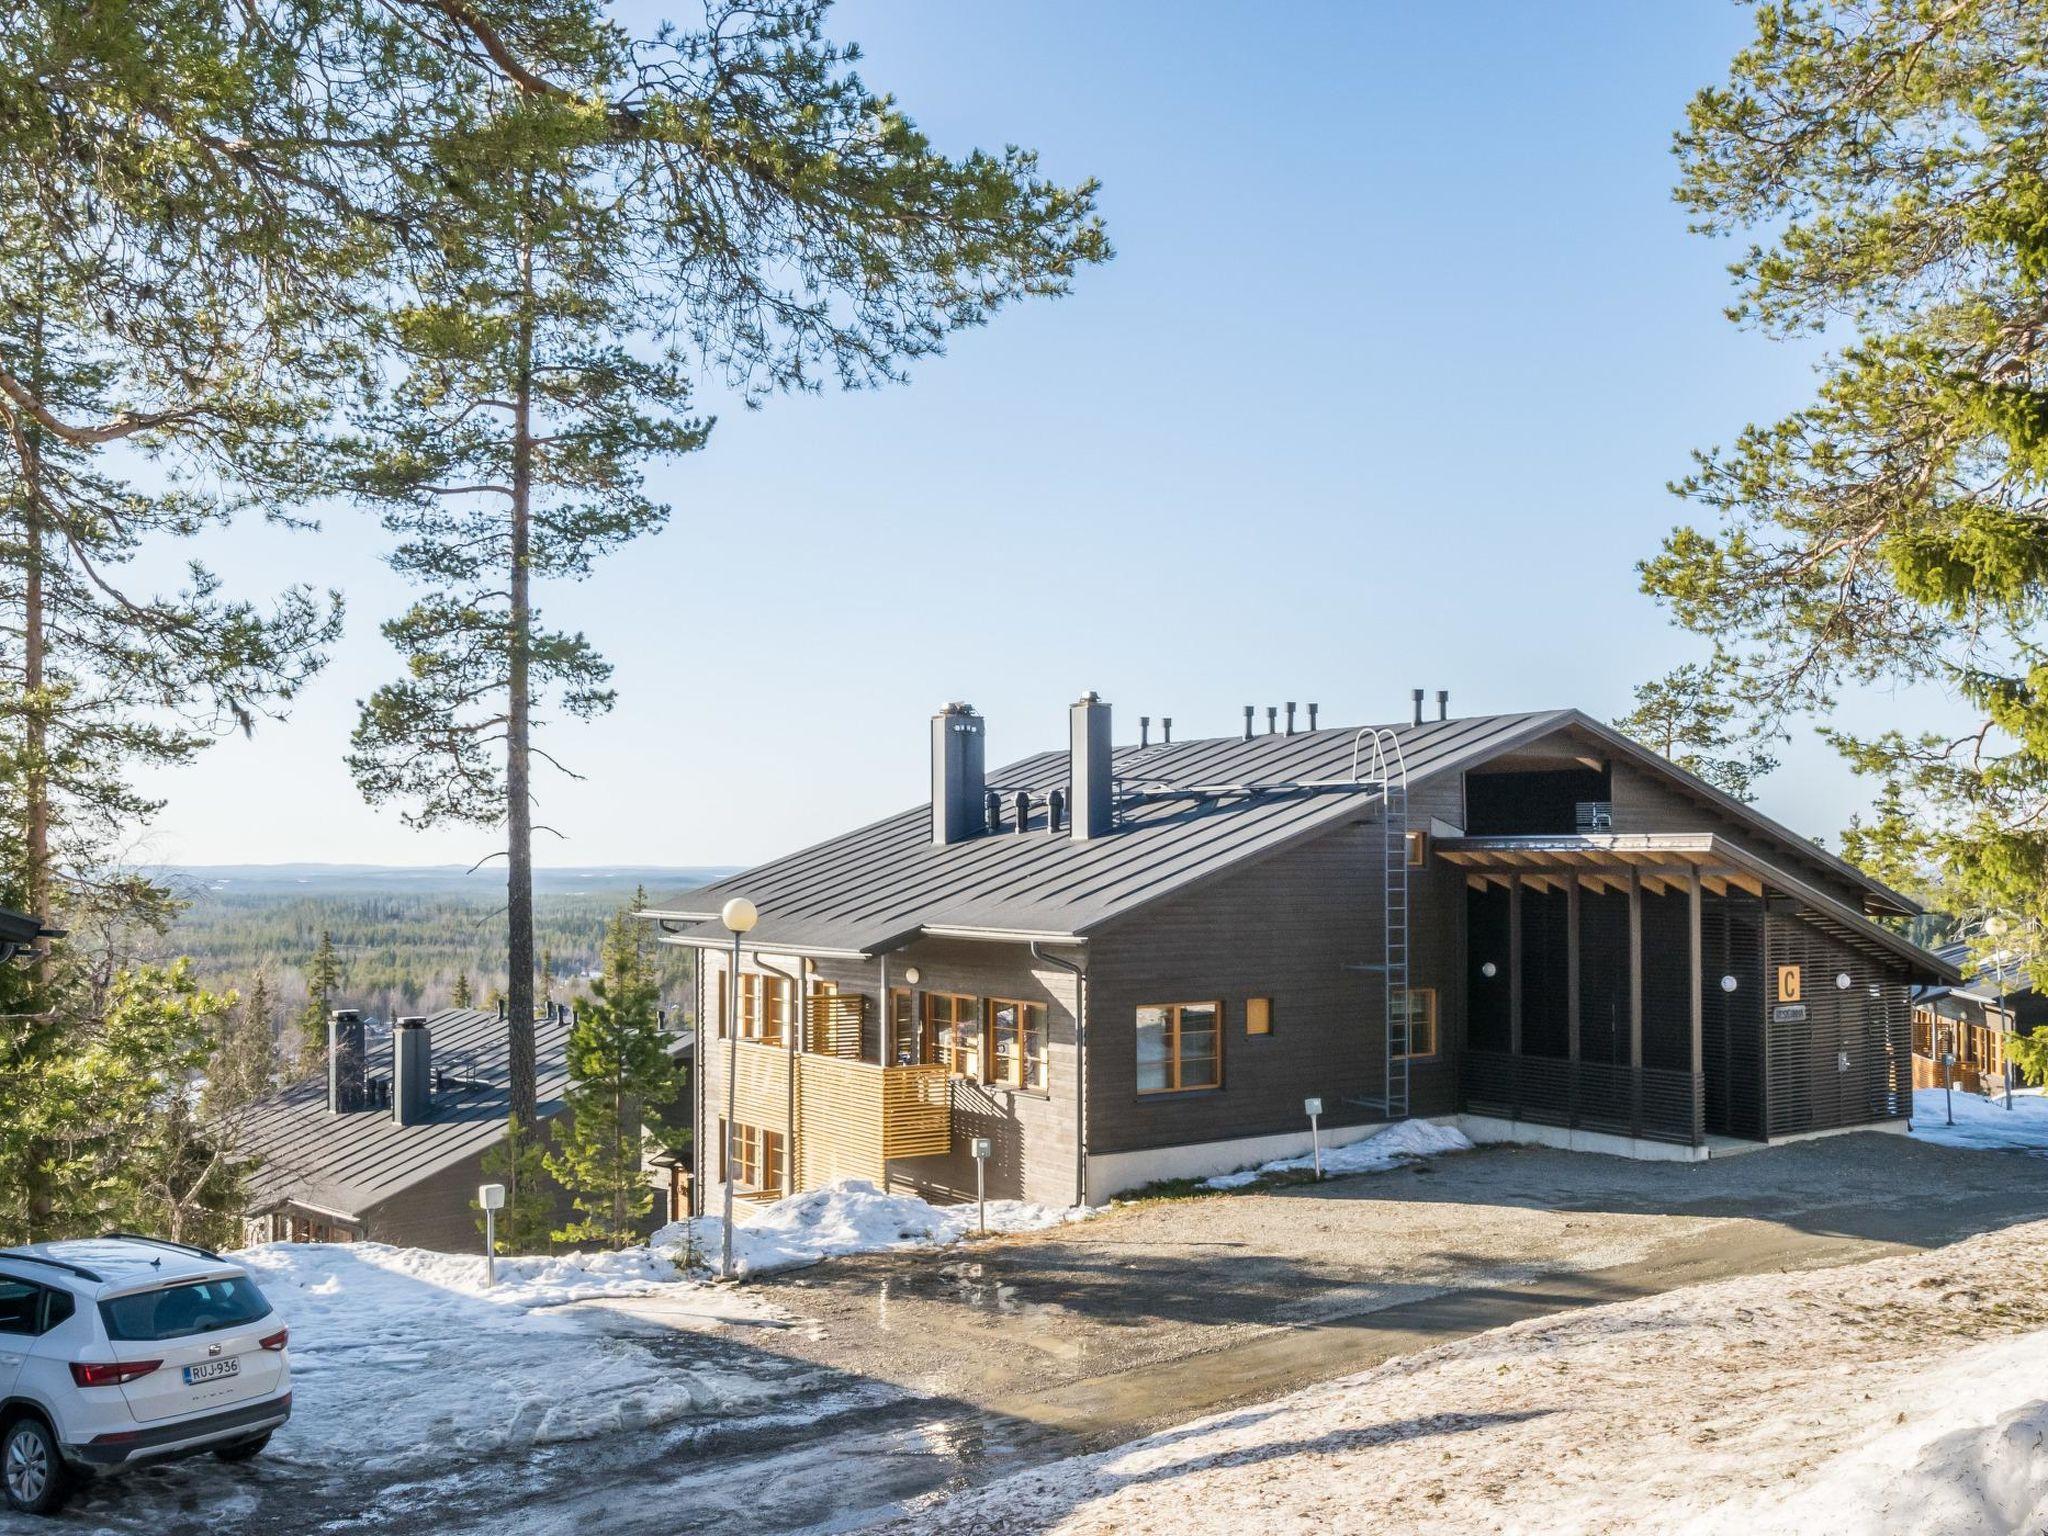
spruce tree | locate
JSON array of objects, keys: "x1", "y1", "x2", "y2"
[
  {"x1": 546, "y1": 908, "x2": 677, "y2": 1247},
  {"x1": 294, "y1": 929, "x2": 343, "y2": 1080},
  {"x1": 452, "y1": 972, "x2": 474, "y2": 1009}
]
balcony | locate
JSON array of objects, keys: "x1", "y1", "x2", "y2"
[{"x1": 723, "y1": 1028, "x2": 954, "y2": 1191}]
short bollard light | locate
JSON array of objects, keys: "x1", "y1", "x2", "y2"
[
  {"x1": 478, "y1": 1182, "x2": 506, "y2": 1286},
  {"x1": 1304, "y1": 1097, "x2": 1324, "y2": 1179},
  {"x1": 970, "y1": 1137, "x2": 993, "y2": 1234}
]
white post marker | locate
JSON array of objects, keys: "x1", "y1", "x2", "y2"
[
  {"x1": 478, "y1": 1182, "x2": 506, "y2": 1287},
  {"x1": 1943, "y1": 1044, "x2": 1956, "y2": 1126},
  {"x1": 1304, "y1": 1098, "x2": 1324, "y2": 1180},
  {"x1": 970, "y1": 1137, "x2": 992, "y2": 1235}
]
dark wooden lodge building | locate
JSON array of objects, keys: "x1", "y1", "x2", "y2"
[{"x1": 646, "y1": 693, "x2": 1956, "y2": 1209}]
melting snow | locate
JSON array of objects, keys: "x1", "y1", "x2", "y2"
[
  {"x1": 1201, "y1": 1118, "x2": 1472, "y2": 1189},
  {"x1": 1910, "y1": 1085, "x2": 2048, "y2": 1153}
]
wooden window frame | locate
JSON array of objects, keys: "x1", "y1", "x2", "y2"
[
  {"x1": 738, "y1": 972, "x2": 792, "y2": 1046},
  {"x1": 987, "y1": 998, "x2": 1049, "y2": 1093},
  {"x1": 722, "y1": 1118, "x2": 785, "y2": 1196},
  {"x1": 1135, "y1": 1001, "x2": 1224, "y2": 1095},
  {"x1": 1245, "y1": 997, "x2": 1272, "y2": 1036},
  {"x1": 1397, "y1": 987, "x2": 1440, "y2": 1060},
  {"x1": 889, "y1": 987, "x2": 916, "y2": 1066},
  {"x1": 1406, "y1": 829, "x2": 1427, "y2": 867},
  {"x1": 922, "y1": 992, "x2": 983, "y2": 1080}
]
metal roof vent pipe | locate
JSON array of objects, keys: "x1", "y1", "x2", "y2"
[
  {"x1": 986, "y1": 787, "x2": 1003, "y2": 832},
  {"x1": 931, "y1": 701, "x2": 988, "y2": 846},
  {"x1": 1285, "y1": 702, "x2": 1297, "y2": 736},
  {"x1": 1308, "y1": 703, "x2": 1320, "y2": 730},
  {"x1": 1014, "y1": 790, "x2": 1031, "y2": 833},
  {"x1": 1437, "y1": 689, "x2": 1449, "y2": 721},
  {"x1": 328, "y1": 1009, "x2": 366, "y2": 1115},
  {"x1": 1411, "y1": 688, "x2": 1425, "y2": 729},
  {"x1": 1243, "y1": 705, "x2": 1254, "y2": 741},
  {"x1": 1266, "y1": 706, "x2": 1278, "y2": 735},
  {"x1": 1162, "y1": 717, "x2": 1172, "y2": 745},
  {"x1": 1048, "y1": 786, "x2": 1066, "y2": 832},
  {"x1": 1070, "y1": 691, "x2": 1113, "y2": 840},
  {"x1": 393, "y1": 1016, "x2": 432, "y2": 1126},
  {"x1": 497, "y1": 997, "x2": 506, "y2": 1022},
  {"x1": 1139, "y1": 716, "x2": 1150, "y2": 748}
]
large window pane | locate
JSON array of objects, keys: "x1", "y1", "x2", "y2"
[{"x1": 1136, "y1": 1005, "x2": 1171, "y2": 1092}]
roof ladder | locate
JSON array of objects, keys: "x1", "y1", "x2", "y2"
[{"x1": 1341, "y1": 728, "x2": 1411, "y2": 1121}]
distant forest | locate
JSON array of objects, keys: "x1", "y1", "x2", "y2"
[{"x1": 141, "y1": 866, "x2": 730, "y2": 1048}]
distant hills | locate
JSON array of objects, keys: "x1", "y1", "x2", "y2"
[{"x1": 151, "y1": 863, "x2": 737, "y2": 902}]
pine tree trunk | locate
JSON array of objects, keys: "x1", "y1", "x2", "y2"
[
  {"x1": 504, "y1": 225, "x2": 539, "y2": 1139},
  {"x1": 22, "y1": 298, "x2": 50, "y2": 928}
]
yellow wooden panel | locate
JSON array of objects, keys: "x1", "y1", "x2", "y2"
[
  {"x1": 729, "y1": 1040, "x2": 792, "y2": 1131},
  {"x1": 805, "y1": 993, "x2": 868, "y2": 1057}
]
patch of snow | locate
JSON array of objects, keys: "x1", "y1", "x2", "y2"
[
  {"x1": 873, "y1": 1218, "x2": 2048, "y2": 1536},
  {"x1": 1201, "y1": 1118, "x2": 1472, "y2": 1189},
  {"x1": 653, "y1": 1179, "x2": 1095, "y2": 1277},
  {"x1": 1911, "y1": 1085, "x2": 2048, "y2": 1153}
]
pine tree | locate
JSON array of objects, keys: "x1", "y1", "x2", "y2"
[
  {"x1": 452, "y1": 972, "x2": 474, "y2": 1009},
  {"x1": 546, "y1": 908, "x2": 677, "y2": 1247},
  {"x1": 1645, "y1": 1, "x2": 2048, "y2": 963},
  {"x1": 1613, "y1": 661, "x2": 1779, "y2": 803},
  {"x1": 344, "y1": 0, "x2": 1107, "y2": 1149}
]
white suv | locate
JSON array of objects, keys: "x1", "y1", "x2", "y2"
[{"x1": 0, "y1": 1235, "x2": 291, "y2": 1515}]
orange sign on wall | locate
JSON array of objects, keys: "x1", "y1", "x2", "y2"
[{"x1": 1777, "y1": 965, "x2": 1803, "y2": 1003}]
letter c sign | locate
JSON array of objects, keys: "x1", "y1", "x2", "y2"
[{"x1": 1776, "y1": 965, "x2": 1802, "y2": 1003}]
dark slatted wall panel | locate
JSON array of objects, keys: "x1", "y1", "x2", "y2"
[
  {"x1": 1521, "y1": 889, "x2": 1571, "y2": 1059},
  {"x1": 1466, "y1": 884, "x2": 1512, "y2": 1052},
  {"x1": 1578, "y1": 890, "x2": 1630, "y2": 1066},
  {"x1": 1700, "y1": 894, "x2": 1766, "y2": 1140},
  {"x1": 1764, "y1": 904, "x2": 1912, "y2": 1137},
  {"x1": 1640, "y1": 891, "x2": 1693, "y2": 1072}
]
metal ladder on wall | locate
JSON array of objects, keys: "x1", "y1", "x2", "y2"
[{"x1": 1344, "y1": 728, "x2": 1412, "y2": 1120}]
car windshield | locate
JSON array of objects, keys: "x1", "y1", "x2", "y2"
[{"x1": 98, "y1": 1276, "x2": 271, "y2": 1342}]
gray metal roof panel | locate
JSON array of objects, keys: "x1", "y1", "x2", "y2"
[
  {"x1": 238, "y1": 1007, "x2": 575, "y2": 1220},
  {"x1": 643, "y1": 713, "x2": 1571, "y2": 954}
]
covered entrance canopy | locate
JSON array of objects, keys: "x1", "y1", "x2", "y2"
[{"x1": 1435, "y1": 834, "x2": 1950, "y2": 1149}]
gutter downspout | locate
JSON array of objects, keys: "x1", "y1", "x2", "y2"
[
  {"x1": 657, "y1": 921, "x2": 699, "y2": 1220},
  {"x1": 1032, "y1": 941, "x2": 1088, "y2": 1209},
  {"x1": 756, "y1": 954, "x2": 802, "y2": 1197}
]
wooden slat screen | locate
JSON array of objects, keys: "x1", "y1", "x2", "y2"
[
  {"x1": 806, "y1": 993, "x2": 869, "y2": 1057},
  {"x1": 793, "y1": 1057, "x2": 953, "y2": 1188},
  {"x1": 730, "y1": 1039, "x2": 792, "y2": 1131}
]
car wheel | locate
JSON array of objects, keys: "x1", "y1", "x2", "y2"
[
  {"x1": 2, "y1": 1413, "x2": 70, "y2": 1515},
  {"x1": 213, "y1": 1432, "x2": 271, "y2": 1463}
]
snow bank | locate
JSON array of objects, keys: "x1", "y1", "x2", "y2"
[
  {"x1": 653, "y1": 1179, "x2": 1094, "y2": 1277},
  {"x1": 1911, "y1": 1085, "x2": 2048, "y2": 1153},
  {"x1": 1202, "y1": 1118, "x2": 1472, "y2": 1189},
  {"x1": 226, "y1": 1240, "x2": 784, "y2": 1475}
]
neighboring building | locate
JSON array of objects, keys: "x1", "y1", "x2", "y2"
[
  {"x1": 1911, "y1": 940, "x2": 2042, "y2": 1094},
  {"x1": 644, "y1": 694, "x2": 1959, "y2": 1210},
  {"x1": 237, "y1": 1004, "x2": 692, "y2": 1248}
]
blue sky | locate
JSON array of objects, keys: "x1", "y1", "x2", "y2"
[{"x1": 132, "y1": 1, "x2": 1913, "y2": 870}]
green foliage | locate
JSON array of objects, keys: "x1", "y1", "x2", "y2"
[
  {"x1": 478, "y1": 1116, "x2": 556, "y2": 1256},
  {"x1": 451, "y1": 971, "x2": 474, "y2": 1009},
  {"x1": 1614, "y1": 659, "x2": 1780, "y2": 802},
  {"x1": 0, "y1": 957, "x2": 239, "y2": 1245},
  {"x1": 1647, "y1": 1, "x2": 2048, "y2": 973},
  {"x1": 546, "y1": 908, "x2": 680, "y2": 1247},
  {"x1": 2007, "y1": 1026, "x2": 2048, "y2": 1088}
]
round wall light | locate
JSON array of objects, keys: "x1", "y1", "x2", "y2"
[
  {"x1": 903, "y1": 966, "x2": 922, "y2": 986},
  {"x1": 1480, "y1": 962, "x2": 1498, "y2": 979},
  {"x1": 1836, "y1": 972, "x2": 1853, "y2": 990},
  {"x1": 1720, "y1": 975, "x2": 1739, "y2": 993}
]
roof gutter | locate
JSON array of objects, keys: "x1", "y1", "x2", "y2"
[{"x1": 1031, "y1": 941, "x2": 1089, "y2": 1210}]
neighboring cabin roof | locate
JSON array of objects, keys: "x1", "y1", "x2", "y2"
[
  {"x1": 238, "y1": 1007, "x2": 573, "y2": 1222},
  {"x1": 641, "y1": 708, "x2": 1922, "y2": 959}
]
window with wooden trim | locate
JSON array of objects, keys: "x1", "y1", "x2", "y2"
[
  {"x1": 739, "y1": 972, "x2": 792, "y2": 1045},
  {"x1": 988, "y1": 999, "x2": 1048, "y2": 1091},
  {"x1": 1245, "y1": 997, "x2": 1272, "y2": 1036},
  {"x1": 1406, "y1": 829, "x2": 1427, "y2": 866},
  {"x1": 1136, "y1": 1002, "x2": 1222, "y2": 1093},
  {"x1": 922, "y1": 992, "x2": 982, "y2": 1079},
  {"x1": 1396, "y1": 988, "x2": 1439, "y2": 1059},
  {"x1": 720, "y1": 1118, "x2": 785, "y2": 1194}
]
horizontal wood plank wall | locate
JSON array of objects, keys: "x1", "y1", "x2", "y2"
[
  {"x1": 730, "y1": 1038, "x2": 793, "y2": 1132},
  {"x1": 806, "y1": 994, "x2": 866, "y2": 1056},
  {"x1": 793, "y1": 1055, "x2": 886, "y2": 1188},
  {"x1": 1762, "y1": 904, "x2": 1913, "y2": 1136},
  {"x1": 1605, "y1": 755, "x2": 1873, "y2": 911},
  {"x1": 1087, "y1": 811, "x2": 1460, "y2": 1156},
  {"x1": 809, "y1": 939, "x2": 1079, "y2": 1207}
]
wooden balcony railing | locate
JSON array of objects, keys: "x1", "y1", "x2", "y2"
[{"x1": 795, "y1": 1056, "x2": 952, "y2": 1188}]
